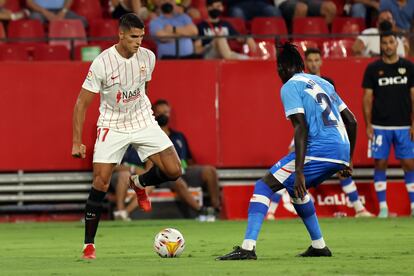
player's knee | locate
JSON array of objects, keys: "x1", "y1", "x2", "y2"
[
  {"x1": 165, "y1": 165, "x2": 182, "y2": 181},
  {"x1": 202, "y1": 165, "x2": 217, "y2": 177},
  {"x1": 93, "y1": 175, "x2": 110, "y2": 191}
]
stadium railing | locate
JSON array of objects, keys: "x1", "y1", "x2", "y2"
[
  {"x1": 0, "y1": 168, "x2": 404, "y2": 213},
  {"x1": 2, "y1": 32, "x2": 410, "y2": 60}
]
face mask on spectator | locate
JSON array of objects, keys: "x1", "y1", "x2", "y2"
[
  {"x1": 155, "y1": 114, "x2": 169, "y2": 126},
  {"x1": 161, "y1": 3, "x2": 174, "y2": 14},
  {"x1": 208, "y1": 9, "x2": 222, "y2": 19}
]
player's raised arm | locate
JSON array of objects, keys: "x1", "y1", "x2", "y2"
[
  {"x1": 72, "y1": 88, "x2": 96, "y2": 158},
  {"x1": 289, "y1": 113, "x2": 308, "y2": 199}
]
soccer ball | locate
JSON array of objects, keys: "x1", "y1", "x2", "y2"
[{"x1": 153, "y1": 228, "x2": 185, "y2": 258}]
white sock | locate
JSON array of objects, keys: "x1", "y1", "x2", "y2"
[
  {"x1": 380, "y1": 202, "x2": 388, "y2": 209},
  {"x1": 130, "y1": 175, "x2": 144, "y2": 189},
  {"x1": 83, "y1": 243, "x2": 95, "y2": 249},
  {"x1": 268, "y1": 202, "x2": 278, "y2": 214},
  {"x1": 311, "y1": 238, "x2": 326, "y2": 249},
  {"x1": 241, "y1": 239, "x2": 256, "y2": 251},
  {"x1": 353, "y1": 200, "x2": 365, "y2": 212}
]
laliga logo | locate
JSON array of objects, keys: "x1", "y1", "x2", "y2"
[{"x1": 317, "y1": 193, "x2": 366, "y2": 207}]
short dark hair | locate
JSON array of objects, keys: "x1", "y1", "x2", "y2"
[
  {"x1": 119, "y1": 13, "x2": 145, "y2": 30},
  {"x1": 304, "y1": 48, "x2": 321, "y2": 58},
  {"x1": 379, "y1": 20, "x2": 396, "y2": 39},
  {"x1": 153, "y1": 99, "x2": 170, "y2": 109},
  {"x1": 206, "y1": 0, "x2": 222, "y2": 6},
  {"x1": 277, "y1": 42, "x2": 304, "y2": 73}
]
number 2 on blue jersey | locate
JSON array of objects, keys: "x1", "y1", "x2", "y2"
[{"x1": 316, "y1": 93, "x2": 338, "y2": 127}]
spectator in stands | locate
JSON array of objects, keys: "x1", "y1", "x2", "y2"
[
  {"x1": 380, "y1": 0, "x2": 414, "y2": 32},
  {"x1": 110, "y1": 0, "x2": 151, "y2": 20},
  {"x1": 176, "y1": 0, "x2": 201, "y2": 20},
  {"x1": 194, "y1": 0, "x2": 256, "y2": 60},
  {"x1": 350, "y1": 0, "x2": 379, "y2": 19},
  {"x1": 26, "y1": 0, "x2": 88, "y2": 27},
  {"x1": 276, "y1": 0, "x2": 337, "y2": 25},
  {"x1": 352, "y1": 10, "x2": 409, "y2": 57},
  {"x1": 227, "y1": 0, "x2": 281, "y2": 20},
  {"x1": 109, "y1": 165, "x2": 140, "y2": 221},
  {"x1": 153, "y1": 99, "x2": 221, "y2": 219},
  {"x1": 149, "y1": 0, "x2": 199, "y2": 59},
  {"x1": 0, "y1": 0, "x2": 30, "y2": 21},
  {"x1": 121, "y1": 145, "x2": 215, "y2": 221}
]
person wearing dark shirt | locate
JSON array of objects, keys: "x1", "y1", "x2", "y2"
[
  {"x1": 362, "y1": 29, "x2": 414, "y2": 218},
  {"x1": 153, "y1": 99, "x2": 221, "y2": 220},
  {"x1": 194, "y1": 0, "x2": 256, "y2": 60},
  {"x1": 227, "y1": 0, "x2": 281, "y2": 20}
]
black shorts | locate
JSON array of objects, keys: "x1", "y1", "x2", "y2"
[{"x1": 279, "y1": 0, "x2": 323, "y2": 21}]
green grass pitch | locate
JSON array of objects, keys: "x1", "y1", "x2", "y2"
[{"x1": 0, "y1": 218, "x2": 413, "y2": 275}]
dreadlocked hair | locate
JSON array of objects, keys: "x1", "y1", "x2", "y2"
[{"x1": 277, "y1": 42, "x2": 305, "y2": 73}]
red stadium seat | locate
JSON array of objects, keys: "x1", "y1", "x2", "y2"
[
  {"x1": 251, "y1": 17, "x2": 287, "y2": 41},
  {"x1": 322, "y1": 39, "x2": 354, "y2": 58},
  {"x1": 33, "y1": 45, "x2": 70, "y2": 61},
  {"x1": 293, "y1": 17, "x2": 329, "y2": 45},
  {"x1": 89, "y1": 19, "x2": 118, "y2": 44},
  {"x1": 222, "y1": 17, "x2": 247, "y2": 34},
  {"x1": 72, "y1": 0, "x2": 103, "y2": 22},
  {"x1": 293, "y1": 40, "x2": 319, "y2": 58},
  {"x1": 4, "y1": 0, "x2": 22, "y2": 12},
  {"x1": 332, "y1": 17, "x2": 365, "y2": 36},
  {"x1": 7, "y1": 20, "x2": 46, "y2": 44},
  {"x1": 0, "y1": 44, "x2": 30, "y2": 61},
  {"x1": 251, "y1": 41, "x2": 276, "y2": 60},
  {"x1": 49, "y1": 20, "x2": 87, "y2": 50}
]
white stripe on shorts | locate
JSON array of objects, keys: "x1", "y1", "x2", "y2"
[{"x1": 250, "y1": 194, "x2": 271, "y2": 206}]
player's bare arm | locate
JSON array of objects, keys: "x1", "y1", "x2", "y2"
[
  {"x1": 339, "y1": 108, "x2": 358, "y2": 177},
  {"x1": 362, "y1": 88, "x2": 374, "y2": 140},
  {"x1": 410, "y1": 87, "x2": 414, "y2": 140},
  {"x1": 289, "y1": 113, "x2": 308, "y2": 199},
  {"x1": 72, "y1": 88, "x2": 96, "y2": 158}
]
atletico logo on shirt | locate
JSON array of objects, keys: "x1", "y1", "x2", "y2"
[{"x1": 398, "y1": 68, "x2": 406, "y2": 75}]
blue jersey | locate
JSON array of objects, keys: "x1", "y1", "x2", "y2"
[{"x1": 281, "y1": 73, "x2": 350, "y2": 165}]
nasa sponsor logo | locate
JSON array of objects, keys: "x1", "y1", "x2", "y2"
[
  {"x1": 316, "y1": 193, "x2": 366, "y2": 208},
  {"x1": 116, "y1": 89, "x2": 141, "y2": 104},
  {"x1": 378, "y1": 76, "x2": 407, "y2": 86}
]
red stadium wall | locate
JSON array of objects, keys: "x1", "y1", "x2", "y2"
[{"x1": 0, "y1": 59, "x2": 404, "y2": 171}]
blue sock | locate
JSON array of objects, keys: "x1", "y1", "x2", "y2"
[
  {"x1": 243, "y1": 179, "x2": 273, "y2": 244},
  {"x1": 340, "y1": 177, "x2": 359, "y2": 203},
  {"x1": 404, "y1": 171, "x2": 414, "y2": 205},
  {"x1": 374, "y1": 170, "x2": 387, "y2": 206},
  {"x1": 292, "y1": 195, "x2": 322, "y2": 241},
  {"x1": 270, "y1": 192, "x2": 282, "y2": 204}
]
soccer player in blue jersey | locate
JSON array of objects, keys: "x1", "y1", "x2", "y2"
[{"x1": 217, "y1": 42, "x2": 357, "y2": 260}]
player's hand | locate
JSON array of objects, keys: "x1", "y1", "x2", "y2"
[
  {"x1": 72, "y1": 143, "x2": 86, "y2": 159},
  {"x1": 338, "y1": 164, "x2": 353, "y2": 178},
  {"x1": 366, "y1": 124, "x2": 374, "y2": 140},
  {"x1": 293, "y1": 172, "x2": 307, "y2": 200},
  {"x1": 164, "y1": 24, "x2": 174, "y2": 34}
]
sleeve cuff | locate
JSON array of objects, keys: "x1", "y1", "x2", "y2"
[
  {"x1": 338, "y1": 103, "x2": 347, "y2": 112},
  {"x1": 81, "y1": 84, "x2": 100, "y2": 93},
  {"x1": 285, "y1": 108, "x2": 305, "y2": 118}
]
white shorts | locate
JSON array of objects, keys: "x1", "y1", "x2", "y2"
[{"x1": 93, "y1": 125, "x2": 173, "y2": 164}]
